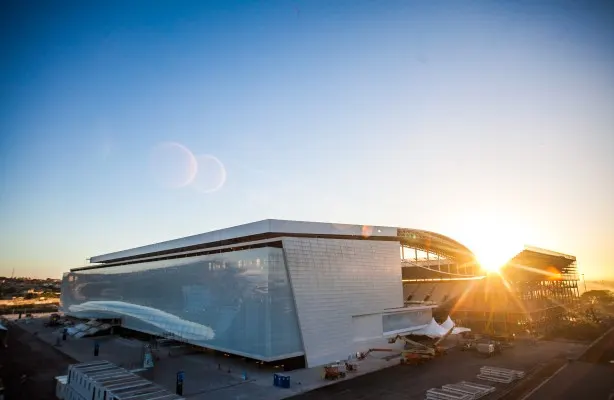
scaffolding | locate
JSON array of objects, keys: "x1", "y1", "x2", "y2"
[{"x1": 410, "y1": 246, "x2": 581, "y2": 336}]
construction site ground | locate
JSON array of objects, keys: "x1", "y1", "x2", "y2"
[
  {"x1": 289, "y1": 338, "x2": 588, "y2": 400},
  {"x1": 0, "y1": 313, "x2": 593, "y2": 400}
]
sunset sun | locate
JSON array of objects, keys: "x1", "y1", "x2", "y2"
[
  {"x1": 452, "y1": 215, "x2": 525, "y2": 276},
  {"x1": 477, "y1": 252, "x2": 506, "y2": 274}
]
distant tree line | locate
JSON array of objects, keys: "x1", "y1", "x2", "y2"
[
  {"x1": 544, "y1": 290, "x2": 614, "y2": 341},
  {"x1": 581, "y1": 290, "x2": 614, "y2": 316},
  {"x1": 0, "y1": 304, "x2": 59, "y2": 314}
]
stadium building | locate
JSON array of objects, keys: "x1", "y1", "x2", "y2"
[
  {"x1": 60, "y1": 219, "x2": 579, "y2": 367},
  {"x1": 60, "y1": 219, "x2": 480, "y2": 367}
]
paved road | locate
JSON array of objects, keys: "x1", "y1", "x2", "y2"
[
  {"x1": 289, "y1": 339, "x2": 587, "y2": 400},
  {"x1": 523, "y1": 361, "x2": 613, "y2": 399},
  {"x1": 0, "y1": 323, "x2": 75, "y2": 399},
  {"x1": 525, "y1": 328, "x2": 614, "y2": 400}
]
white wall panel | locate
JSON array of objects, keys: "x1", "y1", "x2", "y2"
[
  {"x1": 282, "y1": 238, "x2": 403, "y2": 367},
  {"x1": 352, "y1": 314, "x2": 383, "y2": 342}
]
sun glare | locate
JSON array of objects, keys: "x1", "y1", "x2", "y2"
[
  {"x1": 451, "y1": 213, "x2": 526, "y2": 276},
  {"x1": 475, "y1": 244, "x2": 518, "y2": 274},
  {"x1": 478, "y1": 257, "x2": 504, "y2": 274}
]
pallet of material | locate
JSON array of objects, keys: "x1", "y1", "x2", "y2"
[
  {"x1": 442, "y1": 383, "x2": 495, "y2": 399},
  {"x1": 480, "y1": 366, "x2": 525, "y2": 379},
  {"x1": 477, "y1": 374, "x2": 514, "y2": 384},
  {"x1": 479, "y1": 369, "x2": 514, "y2": 379},
  {"x1": 459, "y1": 381, "x2": 497, "y2": 393},
  {"x1": 426, "y1": 388, "x2": 472, "y2": 400},
  {"x1": 440, "y1": 387, "x2": 482, "y2": 400}
]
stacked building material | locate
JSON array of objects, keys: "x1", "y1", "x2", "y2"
[
  {"x1": 441, "y1": 382, "x2": 496, "y2": 399},
  {"x1": 426, "y1": 388, "x2": 472, "y2": 400},
  {"x1": 477, "y1": 366, "x2": 525, "y2": 383},
  {"x1": 426, "y1": 381, "x2": 495, "y2": 400},
  {"x1": 459, "y1": 381, "x2": 498, "y2": 393},
  {"x1": 60, "y1": 319, "x2": 112, "y2": 338}
]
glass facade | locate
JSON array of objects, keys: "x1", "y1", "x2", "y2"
[
  {"x1": 382, "y1": 309, "x2": 431, "y2": 334},
  {"x1": 60, "y1": 247, "x2": 303, "y2": 361}
]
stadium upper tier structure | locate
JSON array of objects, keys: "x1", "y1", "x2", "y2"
[{"x1": 60, "y1": 219, "x2": 481, "y2": 367}]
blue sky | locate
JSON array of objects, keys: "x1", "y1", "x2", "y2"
[{"x1": 1, "y1": 0, "x2": 613, "y2": 278}]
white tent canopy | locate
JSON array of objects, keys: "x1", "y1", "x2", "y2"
[
  {"x1": 411, "y1": 318, "x2": 448, "y2": 338},
  {"x1": 440, "y1": 316, "x2": 454, "y2": 331},
  {"x1": 411, "y1": 317, "x2": 472, "y2": 338},
  {"x1": 452, "y1": 327, "x2": 471, "y2": 334},
  {"x1": 439, "y1": 316, "x2": 471, "y2": 335}
]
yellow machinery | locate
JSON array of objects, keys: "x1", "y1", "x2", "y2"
[
  {"x1": 356, "y1": 348, "x2": 394, "y2": 360},
  {"x1": 358, "y1": 348, "x2": 435, "y2": 364},
  {"x1": 400, "y1": 351, "x2": 433, "y2": 365},
  {"x1": 377, "y1": 325, "x2": 457, "y2": 362},
  {"x1": 388, "y1": 324, "x2": 455, "y2": 357},
  {"x1": 353, "y1": 326, "x2": 456, "y2": 368}
]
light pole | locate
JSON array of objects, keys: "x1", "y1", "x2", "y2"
[{"x1": 581, "y1": 273, "x2": 587, "y2": 293}]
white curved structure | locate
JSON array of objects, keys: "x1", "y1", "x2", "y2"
[
  {"x1": 61, "y1": 219, "x2": 445, "y2": 366},
  {"x1": 439, "y1": 315, "x2": 471, "y2": 335},
  {"x1": 68, "y1": 301, "x2": 215, "y2": 341},
  {"x1": 412, "y1": 318, "x2": 449, "y2": 337},
  {"x1": 441, "y1": 316, "x2": 455, "y2": 331}
]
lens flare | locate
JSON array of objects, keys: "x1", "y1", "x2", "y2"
[
  {"x1": 149, "y1": 142, "x2": 198, "y2": 189},
  {"x1": 191, "y1": 154, "x2": 226, "y2": 193}
]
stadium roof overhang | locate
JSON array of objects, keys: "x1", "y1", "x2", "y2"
[
  {"x1": 397, "y1": 228, "x2": 477, "y2": 266},
  {"x1": 81, "y1": 219, "x2": 477, "y2": 270},
  {"x1": 501, "y1": 246, "x2": 577, "y2": 281}
]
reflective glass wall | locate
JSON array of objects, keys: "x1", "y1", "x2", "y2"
[
  {"x1": 60, "y1": 247, "x2": 303, "y2": 361},
  {"x1": 382, "y1": 309, "x2": 432, "y2": 334}
]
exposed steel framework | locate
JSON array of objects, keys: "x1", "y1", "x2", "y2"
[
  {"x1": 503, "y1": 246, "x2": 580, "y2": 309},
  {"x1": 404, "y1": 246, "x2": 581, "y2": 336},
  {"x1": 398, "y1": 228, "x2": 481, "y2": 280}
]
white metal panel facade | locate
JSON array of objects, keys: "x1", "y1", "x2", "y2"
[
  {"x1": 352, "y1": 314, "x2": 383, "y2": 342},
  {"x1": 90, "y1": 219, "x2": 396, "y2": 263},
  {"x1": 90, "y1": 220, "x2": 274, "y2": 263},
  {"x1": 268, "y1": 220, "x2": 396, "y2": 237},
  {"x1": 282, "y1": 237, "x2": 403, "y2": 367}
]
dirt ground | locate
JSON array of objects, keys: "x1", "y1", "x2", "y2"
[{"x1": 0, "y1": 323, "x2": 75, "y2": 400}]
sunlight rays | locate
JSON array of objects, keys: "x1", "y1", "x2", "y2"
[{"x1": 503, "y1": 262, "x2": 563, "y2": 279}]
